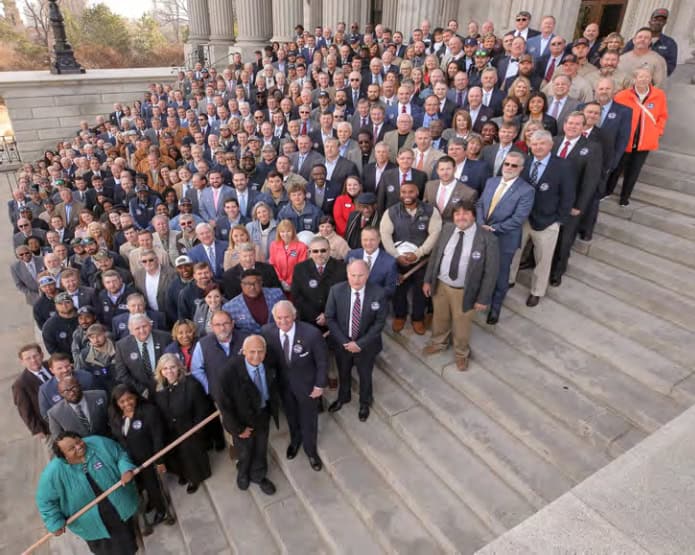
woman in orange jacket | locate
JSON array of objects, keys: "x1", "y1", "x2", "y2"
[
  {"x1": 268, "y1": 219, "x2": 308, "y2": 294},
  {"x1": 612, "y1": 67, "x2": 668, "y2": 206}
]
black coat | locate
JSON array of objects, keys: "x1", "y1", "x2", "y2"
[
  {"x1": 109, "y1": 401, "x2": 166, "y2": 466},
  {"x1": 290, "y1": 258, "x2": 347, "y2": 329},
  {"x1": 113, "y1": 330, "x2": 172, "y2": 397},
  {"x1": 377, "y1": 167, "x2": 428, "y2": 214},
  {"x1": 521, "y1": 155, "x2": 576, "y2": 230},
  {"x1": 362, "y1": 161, "x2": 397, "y2": 195},
  {"x1": 217, "y1": 355, "x2": 281, "y2": 436},
  {"x1": 221, "y1": 262, "x2": 281, "y2": 299},
  {"x1": 154, "y1": 377, "x2": 212, "y2": 485},
  {"x1": 553, "y1": 136, "x2": 602, "y2": 213}
]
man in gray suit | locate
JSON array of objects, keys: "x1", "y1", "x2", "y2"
[
  {"x1": 47, "y1": 375, "x2": 110, "y2": 438},
  {"x1": 133, "y1": 248, "x2": 177, "y2": 319},
  {"x1": 423, "y1": 199, "x2": 499, "y2": 370},
  {"x1": 11, "y1": 245, "x2": 45, "y2": 305},
  {"x1": 545, "y1": 74, "x2": 579, "y2": 132},
  {"x1": 289, "y1": 134, "x2": 325, "y2": 181}
]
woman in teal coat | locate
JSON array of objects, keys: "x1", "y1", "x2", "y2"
[{"x1": 36, "y1": 432, "x2": 140, "y2": 554}]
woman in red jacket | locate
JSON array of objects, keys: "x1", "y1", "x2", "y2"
[
  {"x1": 332, "y1": 175, "x2": 363, "y2": 237},
  {"x1": 268, "y1": 219, "x2": 307, "y2": 293},
  {"x1": 613, "y1": 67, "x2": 668, "y2": 206}
]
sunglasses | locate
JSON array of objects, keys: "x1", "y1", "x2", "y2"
[
  {"x1": 503, "y1": 162, "x2": 520, "y2": 168},
  {"x1": 516, "y1": 17, "x2": 528, "y2": 21},
  {"x1": 350, "y1": 78, "x2": 360, "y2": 81},
  {"x1": 18, "y1": 252, "x2": 32, "y2": 256},
  {"x1": 311, "y1": 248, "x2": 328, "y2": 253},
  {"x1": 141, "y1": 258, "x2": 156, "y2": 263}
]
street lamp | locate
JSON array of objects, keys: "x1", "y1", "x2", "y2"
[{"x1": 48, "y1": 0, "x2": 85, "y2": 74}]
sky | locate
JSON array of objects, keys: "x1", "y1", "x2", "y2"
[{"x1": 88, "y1": 0, "x2": 153, "y2": 19}]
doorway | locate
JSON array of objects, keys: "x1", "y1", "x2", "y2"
[{"x1": 575, "y1": 0, "x2": 629, "y2": 39}]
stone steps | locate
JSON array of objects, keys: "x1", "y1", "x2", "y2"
[
  {"x1": 594, "y1": 212, "x2": 695, "y2": 269},
  {"x1": 638, "y1": 164, "x2": 695, "y2": 195},
  {"x1": 642, "y1": 149, "x2": 695, "y2": 176},
  {"x1": 600, "y1": 197, "x2": 695, "y2": 241},
  {"x1": 627, "y1": 182, "x2": 695, "y2": 217}
]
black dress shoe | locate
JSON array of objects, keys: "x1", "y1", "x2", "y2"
[
  {"x1": 486, "y1": 311, "x2": 499, "y2": 325},
  {"x1": 237, "y1": 477, "x2": 249, "y2": 491},
  {"x1": 152, "y1": 512, "x2": 167, "y2": 525},
  {"x1": 328, "y1": 400, "x2": 344, "y2": 412},
  {"x1": 358, "y1": 405, "x2": 370, "y2": 422},
  {"x1": 258, "y1": 478, "x2": 276, "y2": 495},
  {"x1": 165, "y1": 513, "x2": 177, "y2": 525},
  {"x1": 286, "y1": 443, "x2": 300, "y2": 460},
  {"x1": 317, "y1": 397, "x2": 325, "y2": 413},
  {"x1": 526, "y1": 294, "x2": 540, "y2": 307},
  {"x1": 308, "y1": 455, "x2": 323, "y2": 472},
  {"x1": 186, "y1": 483, "x2": 199, "y2": 494},
  {"x1": 508, "y1": 282, "x2": 515, "y2": 288},
  {"x1": 549, "y1": 276, "x2": 562, "y2": 287},
  {"x1": 178, "y1": 476, "x2": 187, "y2": 486}
]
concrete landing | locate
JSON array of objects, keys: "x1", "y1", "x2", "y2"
[{"x1": 476, "y1": 402, "x2": 695, "y2": 555}]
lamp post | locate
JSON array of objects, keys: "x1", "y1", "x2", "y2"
[{"x1": 48, "y1": 0, "x2": 85, "y2": 74}]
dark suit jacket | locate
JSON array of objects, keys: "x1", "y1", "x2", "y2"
[
  {"x1": 221, "y1": 262, "x2": 280, "y2": 299},
  {"x1": 476, "y1": 176, "x2": 535, "y2": 253},
  {"x1": 217, "y1": 355, "x2": 280, "y2": 436},
  {"x1": 553, "y1": 135, "x2": 602, "y2": 213},
  {"x1": 480, "y1": 88, "x2": 506, "y2": 118},
  {"x1": 325, "y1": 282, "x2": 387, "y2": 352},
  {"x1": 584, "y1": 100, "x2": 632, "y2": 171},
  {"x1": 12, "y1": 369, "x2": 49, "y2": 435},
  {"x1": 424, "y1": 222, "x2": 500, "y2": 311},
  {"x1": 188, "y1": 240, "x2": 228, "y2": 279},
  {"x1": 291, "y1": 258, "x2": 347, "y2": 327},
  {"x1": 133, "y1": 265, "x2": 177, "y2": 313},
  {"x1": 261, "y1": 321, "x2": 328, "y2": 399},
  {"x1": 346, "y1": 248, "x2": 398, "y2": 298},
  {"x1": 377, "y1": 167, "x2": 428, "y2": 214},
  {"x1": 305, "y1": 180, "x2": 343, "y2": 216},
  {"x1": 522, "y1": 155, "x2": 576, "y2": 230},
  {"x1": 114, "y1": 330, "x2": 172, "y2": 396},
  {"x1": 308, "y1": 129, "x2": 337, "y2": 156},
  {"x1": 362, "y1": 161, "x2": 397, "y2": 195},
  {"x1": 326, "y1": 157, "x2": 360, "y2": 189},
  {"x1": 290, "y1": 150, "x2": 325, "y2": 181},
  {"x1": 470, "y1": 106, "x2": 496, "y2": 133},
  {"x1": 423, "y1": 179, "x2": 479, "y2": 221},
  {"x1": 481, "y1": 143, "x2": 526, "y2": 176},
  {"x1": 47, "y1": 390, "x2": 110, "y2": 438}
]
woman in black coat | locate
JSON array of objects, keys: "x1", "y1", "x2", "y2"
[
  {"x1": 108, "y1": 383, "x2": 175, "y2": 531},
  {"x1": 154, "y1": 353, "x2": 212, "y2": 494}
]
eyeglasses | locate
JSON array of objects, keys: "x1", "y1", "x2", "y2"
[
  {"x1": 516, "y1": 17, "x2": 528, "y2": 21},
  {"x1": 503, "y1": 162, "x2": 520, "y2": 168},
  {"x1": 18, "y1": 252, "x2": 32, "y2": 256},
  {"x1": 311, "y1": 248, "x2": 328, "y2": 253},
  {"x1": 18, "y1": 223, "x2": 30, "y2": 227},
  {"x1": 550, "y1": 42, "x2": 564, "y2": 46},
  {"x1": 350, "y1": 78, "x2": 360, "y2": 81},
  {"x1": 180, "y1": 221, "x2": 194, "y2": 226},
  {"x1": 141, "y1": 258, "x2": 156, "y2": 263}
]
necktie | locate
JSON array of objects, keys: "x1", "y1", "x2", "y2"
[
  {"x1": 298, "y1": 154, "x2": 305, "y2": 169},
  {"x1": 457, "y1": 91, "x2": 463, "y2": 106},
  {"x1": 351, "y1": 291, "x2": 361, "y2": 340},
  {"x1": 140, "y1": 342, "x2": 153, "y2": 375},
  {"x1": 545, "y1": 57, "x2": 556, "y2": 82},
  {"x1": 401, "y1": 104, "x2": 407, "y2": 114},
  {"x1": 483, "y1": 91, "x2": 490, "y2": 106},
  {"x1": 354, "y1": 91, "x2": 359, "y2": 105},
  {"x1": 239, "y1": 192, "x2": 247, "y2": 215},
  {"x1": 583, "y1": 130, "x2": 589, "y2": 138},
  {"x1": 361, "y1": 117, "x2": 367, "y2": 127},
  {"x1": 207, "y1": 245, "x2": 216, "y2": 271},
  {"x1": 401, "y1": 173, "x2": 407, "y2": 185},
  {"x1": 212, "y1": 187, "x2": 220, "y2": 210},
  {"x1": 487, "y1": 180, "x2": 509, "y2": 218},
  {"x1": 37, "y1": 370, "x2": 49, "y2": 384},
  {"x1": 283, "y1": 333, "x2": 291, "y2": 363},
  {"x1": 75, "y1": 404, "x2": 91, "y2": 432},
  {"x1": 437, "y1": 185, "x2": 448, "y2": 213},
  {"x1": 252, "y1": 366, "x2": 266, "y2": 406},
  {"x1": 530, "y1": 160, "x2": 541, "y2": 185},
  {"x1": 600, "y1": 105, "x2": 608, "y2": 127},
  {"x1": 494, "y1": 147, "x2": 506, "y2": 175},
  {"x1": 448, "y1": 230, "x2": 465, "y2": 281},
  {"x1": 416, "y1": 152, "x2": 424, "y2": 170},
  {"x1": 559, "y1": 140, "x2": 571, "y2": 159},
  {"x1": 373, "y1": 124, "x2": 378, "y2": 138},
  {"x1": 317, "y1": 265, "x2": 324, "y2": 275},
  {"x1": 366, "y1": 255, "x2": 372, "y2": 270},
  {"x1": 301, "y1": 121, "x2": 308, "y2": 135},
  {"x1": 27, "y1": 261, "x2": 36, "y2": 279},
  {"x1": 550, "y1": 99, "x2": 561, "y2": 119}
]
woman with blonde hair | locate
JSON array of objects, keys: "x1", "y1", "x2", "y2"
[
  {"x1": 87, "y1": 221, "x2": 112, "y2": 250},
  {"x1": 223, "y1": 224, "x2": 264, "y2": 270},
  {"x1": 442, "y1": 109, "x2": 473, "y2": 142},
  {"x1": 508, "y1": 76, "x2": 532, "y2": 109},
  {"x1": 269, "y1": 219, "x2": 307, "y2": 292},
  {"x1": 246, "y1": 201, "x2": 278, "y2": 261},
  {"x1": 154, "y1": 353, "x2": 212, "y2": 495},
  {"x1": 74, "y1": 208, "x2": 96, "y2": 240}
]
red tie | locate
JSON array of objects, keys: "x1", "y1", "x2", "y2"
[
  {"x1": 545, "y1": 57, "x2": 556, "y2": 82},
  {"x1": 401, "y1": 104, "x2": 407, "y2": 114},
  {"x1": 301, "y1": 121, "x2": 307, "y2": 135},
  {"x1": 401, "y1": 172, "x2": 407, "y2": 185},
  {"x1": 559, "y1": 140, "x2": 571, "y2": 159}
]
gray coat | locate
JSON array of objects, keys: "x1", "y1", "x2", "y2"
[
  {"x1": 11, "y1": 256, "x2": 45, "y2": 305},
  {"x1": 47, "y1": 389, "x2": 110, "y2": 438},
  {"x1": 424, "y1": 222, "x2": 499, "y2": 311}
]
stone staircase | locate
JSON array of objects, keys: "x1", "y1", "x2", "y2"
[{"x1": 124, "y1": 148, "x2": 695, "y2": 555}]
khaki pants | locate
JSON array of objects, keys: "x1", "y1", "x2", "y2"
[
  {"x1": 429, "y1": 281, "x2": 475, "y2": 358},
  {"x1": 510, "y1": 221, "x2": 560, "y2": 297}
]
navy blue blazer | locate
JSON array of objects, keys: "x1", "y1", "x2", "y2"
[
  {"x1": 346, "y1": 248, "x2": 399, "y2": 298},
  {"x1": 522, "y1": 156, "x2": 576, "y2": 230},
  {"x1": 325, "y1": 281, "x2": 387, "y2": 352},
  {"x1": 592, "y1": 100, "x2": 632, "y2": 171},
  {"x1": 476, "y1": 176, "x2": 535, "y2": 253},
  {"x1": 188, "y1": 240, "x2": 229, "y2": 278},
  {"x1": 305, "y1": 180, "x2": 343, "y2": 215}
]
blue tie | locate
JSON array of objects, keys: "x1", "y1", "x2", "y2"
[{"x1": 600, "y1": 105, "x2": 608, "y2": 127}]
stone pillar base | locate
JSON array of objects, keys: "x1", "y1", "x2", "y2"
[
  {"x1": 209, "y1": 41, "x2": 235, "y2": 67},
  {"x1": 231, "y1": 42, "x2": 267, "y2": 61}
]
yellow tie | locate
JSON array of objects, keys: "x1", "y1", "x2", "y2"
[{"x1": 487, "y1": 180, "x2": 509, "y2": 219}]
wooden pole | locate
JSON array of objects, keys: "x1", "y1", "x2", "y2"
[{"x1": 22, "y1": 410, "x2": 221, "y2": 555}]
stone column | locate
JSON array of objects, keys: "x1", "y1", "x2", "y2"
[
  {"x1": 381, "y1": 0, "x2": 397, "y2": 29},
  {"x1": 323, "y1": 0, "x2": 360, "y2": 29},
  {"x1": 396, "y1": 0, "x2": 442, "y2": 38},
  {"x1": 234, "y1": 0, "x2": 273, "y2": 60},
  {"x1": 187, "y1": 0, "x2": 210, "y2": 55},
  {"x1": 303, "y1": 0, "x2": 323, "y2": 32},
  {"x1": 621, "y1": 0, "x2": 675, "y2": 41},
  {"x1": 440, "y1": 0, "x2": 458, "y2": 27},
  {"x1": 273, "y1": 0, "x2": 303, "y2": 42},
  {"x1": 208, "y1": 0, "x2": 235, "y2": 67}
]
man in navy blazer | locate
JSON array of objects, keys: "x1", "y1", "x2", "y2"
[
  {"x1": 188, "y1": 223, "x2": 228, "y2": 279},
  {"x1": 199, "y1": 170, "x2": 235, "y2": 222},
  {"x1": 346, "y1": 226, "x2": 398, "y2": 299},
  {"x1": 325, "y1": 259, "x2": 387, "y2": 421},
  {"x1": 261, "y1": 300, "x2": 328, "y2": 472},
  {"x1": 476, "y1": 151, "x2": 535, "y2": 324}
]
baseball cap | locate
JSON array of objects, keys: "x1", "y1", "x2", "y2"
[
  {"x1": 175, "y1": 255, "x2": 192, "y2": 267},
  {"x1": 93, "y1": 249, "x2": 111, "y2": 261},
  {"x1": 135, "y1": 184, "x2": 149, "y2": 192},
  {"x1": 574, "y1": 37, "x2": 590, "y2": 47},
  {"x1": 81, "y1": 237, "x2": 96, "y2": 245},
  {"x1": 318, "y1": 91, "x2": 330, "y2": 98},
  {"x1": 356, "y1": 192, "x2": 377, "y2": 205},
  {"x1": 248, "y1": 135, "x2": 261, "y2": 142},
  {"x1": 475, "y1": 49, "x2": 491, "y2": 57},
  {"x1": 178, "y1": 198, "x2": 192, "y2": 206},
  {"x1": 652, "y1": 8, "x2": 669, "y2": 18},
  {"x1": 516, "y1": 10, "x2": 531, "y2": 18},
  {"x1": 77, "y1": 305, "x2": 96, "y2": 315},
  {"x1": 38, "y1": 275, "x2": 56, "y2": 287},
  {"x1": 55, "y1": 292, "x2": 73, "y2": 304},
  {"x1": 70, "y1": 237, "x2": 83, "y2": 246},
  {"x1": 560, "y1": 54, "x2": 578, "y2": 64},
  {"x1": 464, "y1": 37, "x2": 478, "y2": 47}
]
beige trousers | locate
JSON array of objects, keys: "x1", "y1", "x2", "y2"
[
  {"x1": 429, "y1": 281, "x2": 475, "y2": 358},
  {"x1": 510, "y1": 221, "x2": 560, "y2": 296}
]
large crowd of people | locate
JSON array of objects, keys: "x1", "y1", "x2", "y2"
[{"x1": 10, "y1": 8, "x2": 674, "y2": 554}]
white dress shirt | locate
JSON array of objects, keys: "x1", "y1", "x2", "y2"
[
  {"x1": 280, "y1": 323, "x2": 296, "y2": 361},
  {"x1": 145, "y1": 270, "x2": 160, "y2": 311}
]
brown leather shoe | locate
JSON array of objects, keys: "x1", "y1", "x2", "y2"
[
  {"x1": 412, "y1": 320, "x2": 426, "y2": 335},
  {"x1": 423, "y1": 344, "x2": 444, "y2": 355},
  {"x1": 455, "y1": 356, "x2": 469, "y2": 371},
  {"x1": 392, "y1": 318, "x2": 406, "y2": 332}
]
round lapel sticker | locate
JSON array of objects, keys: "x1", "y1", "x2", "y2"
[
  {"x1": 539, "y1": 183, "x2": 549, "y2": 192},
  {"x1": 608, "y1": 112, "x2": 616, "y2": 120},
  {"x1": 293, "y1": 343, "x2": 303, "y2": 354},
  {"x1": 471, "y1": 250, "x2": 482, "y2": 260},
  {"x1": 52, "y1": 394, "x2": 61, "y2": 403},
  {"x1": 579, "y1": 148, "x2": 589, "y2": 156},
  {"x1": 370, "y1": 301, "x2": 380, "y2": 310},
  {"x1": 129, "y1": 352, "x2": 138, "y2": 361},
  {"x1": 96, "y1": 397, "x2": 104, "y2": 405},
  {"x1": 309, "y1": 279, "x2": 318, "y2": 288},
  {"x1": 460, "y1": 174, "x2": 468, "y2": 182},
  {"x1": 132, "y1": 420, "x2": 142, "y2": 430},
  {"x1": 387, "y1": 185, "x2": 395, "y2": 192}
]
